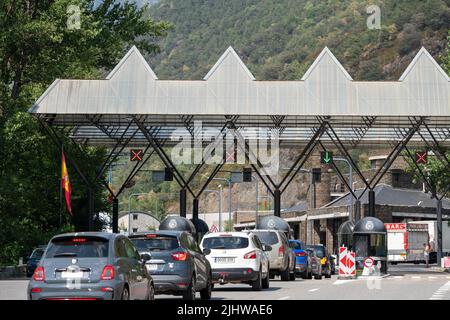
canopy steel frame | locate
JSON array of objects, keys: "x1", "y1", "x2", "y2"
[{"x1": 228, "y1": 119, "x2": 329, "y2": 216}]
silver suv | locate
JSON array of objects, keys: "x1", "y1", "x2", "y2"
[{"x1": 251, "y1": 230, "x2": 295, "y2": 281}]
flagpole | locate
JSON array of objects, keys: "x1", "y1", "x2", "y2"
[{"x1": 60, "y1": 145, "x2": 63, "y2": 229}]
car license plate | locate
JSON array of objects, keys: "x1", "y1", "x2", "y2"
[
  {"x1": 61, "y1": 271, "x2": 83, "y2": 279},
  {"x1": 215, "y1": 257, "x2": 234, "y2": 264},
  {"x1": 146, "y1": 264, "x2": 159, "y2": 271}
]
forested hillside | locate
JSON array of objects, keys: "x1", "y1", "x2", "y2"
[{"x1": 148, "y1": 0, "x2": 450, "y2": 80}]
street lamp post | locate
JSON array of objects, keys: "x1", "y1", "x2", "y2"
[
  {"x1": 201, "y1": 174, "x2": 234, "y2": 231},
  {"x1": 204, "y1": 189, "x2": 222, "y2": 231}
]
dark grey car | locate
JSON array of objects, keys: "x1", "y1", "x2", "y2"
[
  {"x1": 129, "y1": 231, "x2": 212, "y2": 300},
  {"x1": 28, "y1": 232, "x2": 154, "y2": 300}
]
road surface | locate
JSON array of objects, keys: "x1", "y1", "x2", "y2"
[{"x1": 3, "y1": 264, "x2": 449, "y2": 300}]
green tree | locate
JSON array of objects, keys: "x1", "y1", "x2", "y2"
[
  {"x1": 405, "y1": 152, "x2": 450, "y2": 197},
  {"x1": 0, "y1": 0, "x2": 170, "y2": 265}
]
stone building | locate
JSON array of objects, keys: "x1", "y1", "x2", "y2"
[
  {"x1": 233, "y1": 151, "x2": 450, "y2": 256},
  {"x1": 118, "y1": 211, "x2": 160, "y2": 234}
]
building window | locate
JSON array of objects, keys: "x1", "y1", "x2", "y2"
[
  {"x1": 370, "y1": 160, "x2": 377, "y2": 170},
  {"x1": 133, "y1": 214, "x2": 138, "y2": 221},
  {"x1": 132, "y1": 228, "x2": 138, "y2": 233}
]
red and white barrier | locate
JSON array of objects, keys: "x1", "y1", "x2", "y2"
[{"x1": 338, "y1": 246, "x2": 356, "y2": 278}]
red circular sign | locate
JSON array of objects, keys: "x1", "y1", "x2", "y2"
[{"x1": 364, "y1": 257, "x2": 374, "y2": 268}]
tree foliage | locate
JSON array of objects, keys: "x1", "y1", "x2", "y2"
[
  {"x1": 0, "y1": 0, "x2": 170, "y2": 265},
  {"x1": 148, "y1": 0, "x2": 450, "y2": 80}
]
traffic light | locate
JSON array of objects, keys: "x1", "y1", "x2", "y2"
[
  {"x1": 312, "y1": 168, "x2": 321, "y2": 183},
  {"x1": 243, "y1": 168, "x2": 252, "y2": 182},
  {"x1": 130, "y1": 149, "x2": 143, "y2": 162},
  {"x1": 415, "y1": 151, "x2": 428, "y2": 165},
  {"x1": 320, "y1": 151, "x2": 333, "y2": 164},
  {"x1": 164, "y1": 168, "x2": 174, "y2": 181},
  {"x1": 152, "y1": 168, "x2": 174, "y2": 182}
]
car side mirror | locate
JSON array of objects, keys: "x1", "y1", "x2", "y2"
[
  {"x1": 140, "y1": 252, "x2": 151, "y2": 263},
  {"x1": 203, "y1": 248, "x2": 211, "y2": 256},
  {"x1": 263, "y1": 245, "x2": 272, "y2": 252}
]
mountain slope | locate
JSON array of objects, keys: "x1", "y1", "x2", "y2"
[{"x1": 148, "y1": 0, "x2": 450, "y2": 80}]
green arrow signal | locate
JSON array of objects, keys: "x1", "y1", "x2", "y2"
[{"x1": 322, "y1": 151, "x2": 333, "y2": 164}]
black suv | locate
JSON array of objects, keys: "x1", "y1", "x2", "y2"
[{"x1": 129, "y1": 231, "x2": 212, "y2": 300}]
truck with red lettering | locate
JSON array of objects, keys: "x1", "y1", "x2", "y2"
[{"x1": 385, "y1": 223, "x2": 429, "y2": 264}]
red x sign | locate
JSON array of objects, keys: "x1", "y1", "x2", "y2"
[
  {"x1": 130, "y1": 149, "x2": 143, "y2": 162},
  {"x1": 415, "y1": 151, "x2": 428, "y2": 165},
  {"x1": 225, "y1": 150, "x2": 235, "y2": 163}
]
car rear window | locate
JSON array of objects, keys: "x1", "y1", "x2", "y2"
[
  {"x1": 289, "y1": 241, "x2": 305, "y2": 250},
  {"x1": 251, "y1": 231, "x2": 279, "y2": 245},
  {"x1": 45, "y1": 236, "x2": 109, "y2": 258},
  {"x1": 130, "y1": 236, "x2": 179, "y2": 252},
  {"x1": 202, "y1": 236, "x2": 249, "y2": 249},
  {"x1": 307, "y1": 246, "x2": 325, "y2": 258},
  {"x1": 30, "y1": 249, "x2": 44, "y2": 259}
]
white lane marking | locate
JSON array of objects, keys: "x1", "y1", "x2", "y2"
[
  {"x1": 428, "y1": 276, "x2": 437, "y2": 279},
  {"x1": 277, "y1": 296, "x2": 290, "y2": 300},
  {"x1": 393, "y1": 276, "x2": 403, "y2": 279},
  {"x1": 308, "y1": 288, "x2": 319, "y2": 292},
  {"x1": 412, "y1": 276, "x2": 421, "y2": 279},
  {"x1": 429, "y1": 281, "x2": 450, "y2": 300},
  {"x1": 333, "y1": 280, "x2": 354, "y2": 285}
]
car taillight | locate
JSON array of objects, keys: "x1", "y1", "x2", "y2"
[
  {"x1": 101, "y1": 265, "x2": 115, "y2": 280},
  {"x1": 33, "y1": 266, "x2": 45, "y2": 281},
  {"x1": 296, "y1": 251, "x2": 306, "y2": 257},
  {"x1": 244, "y1": 251, "x2": 257, "y2": 259},
  {"x1": 172, "y1": 252, "x2": 189, "y2": 261},
  {"x1": 278, "y1": 246, "x2": 285, "y2": 257}
]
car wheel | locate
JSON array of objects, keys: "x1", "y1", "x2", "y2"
[
  {"x1": 183, "y1": 277, "x2": 196, "y2": 300},
  {"x1": 301, "y1": 270, "x2": 308, "y2": 279},
  {"x1": 280, "y1": 265, "x2": 290, "y2": 281},
  {"x1": 200, "y1": 275, "x2": 212, "y2": 300},
  {"x1": 289, "y1": 265, "x2": 296, "y2": 281},
  {"x1": 121, "y1": 286, "x2": 130, "y2": 300},
  {"x1": 252, "y1": 269, "x2": 262, "y2": 291},
  {"x1": 262, "y1": 268, "x2": 270, "y2": 289},
  {"x1": 147, "y1": 283, "x2": 155, "y2": 300}
]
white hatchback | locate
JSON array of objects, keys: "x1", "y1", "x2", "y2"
[{"x1": 200, "y1": 232, "x2": 271, "y2": 290}]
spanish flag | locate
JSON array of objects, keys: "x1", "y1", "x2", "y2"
[{"x1": 61, "y1": 151, "x2": 72, "y2": 215}]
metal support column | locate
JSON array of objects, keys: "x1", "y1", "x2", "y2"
[
  {"x1": 354, "y1": 200, "x2": 361, "y2": 221},
  {"x1": 368, "y1": 190, "x2": 375, "y2": 217},
  {"x1": 437, "y1": 198, "x2": 443, "y2": 265},
  {"x1": 112, "y1": 198, "x2": 119, "y2": 233},
  {"x1": 180, "y1": 188, "x2": 187, "y2": 217},
  {"x1": 274, "y1": 189, "x2": 281, "y2": 217},
  {"x1": 193, "y1": 198, "x2": 199, "y2": 223}
]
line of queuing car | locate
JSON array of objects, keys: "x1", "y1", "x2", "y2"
[{"x1": 27, "y1": 216, "x2": 335, "y2": 300}]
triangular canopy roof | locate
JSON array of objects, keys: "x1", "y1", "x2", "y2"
[
  {"x1": 204, "y1": 46, "x2": 255, "y2": 81},
  {"x1": 29, "y1": 45, "x2": 450, "y2": 126},
  {"x1": 301, "y1": 47, "x2": 353, "y2": 81},
  {"x1": 106, "y1": 45, "x2": 158, "y2": 80},
  {"x1": 400, "y1": 47, "x2": 450, "y2": 82}
]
